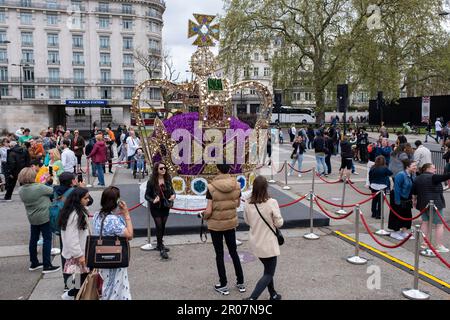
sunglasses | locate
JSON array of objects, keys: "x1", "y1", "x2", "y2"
[{"x1": 159, "y1": 167, "x2": 166, "y2": 170}]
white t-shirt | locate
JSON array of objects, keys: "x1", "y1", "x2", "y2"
[
  {"x1": 126, "y1": 136, "x2": 140, "y2": 157},
  {"x1": 435, "y1": 120, "x2": 442, "y2": 132},
  {"x1": 61, "y1": 148, "x2": 77, "y2": 172}
]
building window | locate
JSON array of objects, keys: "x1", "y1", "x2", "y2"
[
  {"x1": 73, "y1": 52, "x2": 84, "y2": 65},
  {"x1": 149, "y1": 22, "x2": 161, "y2": 33},
  {"x1": 22, "y1": 50, "x2": 34, "y2": 63},
  {"x1": 305, "y1": 92, "x2": 313, "y2": 101},
  {"x1": 23, "y1": 67, "x2": 34, "y2": 82},
  {"x1": 122, "y1": 4, "x2": 133, "y2": 14},
  {"x1": 21, "y1": 0, "x2": 32, "y2": 7},
  {"x1": 292, "y1": 92, "x2": 301, "y2": 101},
  {"x1": 264, "y1": 53, "x2": 269, "y2": 61},
  {"x1": 73, "y1": 69, "x2": 84, "y2": 83},
  {"x1": 252, "y1": 67, "x2": 259, "y2": 77},
  {"x1": 20, "y1": 12, "x2": 32, "y2": 25},
  {"x1": 99, "y1": 16, "x2": 110, "y2": 29},
  {"x1": 74, "y1": 87, "x2": 85, "y2": 99},
  {"x1": 123, "y1": 37, "x2": 133, "y2": 50},
  {"x1": 21, "y1": 32, "x2": 33, "y2": 46},
  {"x1": 46, "y1": 0, "x2": 58, "y2": 9},
  {"x1": 123, "y1": 70, "x2": 134, "y2": 84},
  {"x1": 0, "y1": 49, "x2": 7, "y2": 62},
  {"x1": 254, "y1": 53, "x2": 259, "y2": 61},
  {"x1": 70, "y1": 0, "x2": 82, "y2": 11},
  {"x1": 0, "y1": 31, "x2": 7, "y2": 43},
  {"x1": 149, "y1": 88, "x2": 161, "y2": 100},
  {"x1": 48, "y1": 68, "x2": 60, "y2": 83},
  {"x1": 47, "y1": 33, "x2": 59, "y2": 47},
  {"x1": 264, "y1": 67, "x2": 270, "y2": 77},
  {"x1": 0, "y1": 9, "x2": 6, "y2": 23},
  {"x1": 124, "y1": 87, "x2": 133, "y2": 99},
  {"x1": 74, "y1": 105, "x2": 85, "y2": 115},
  {"x1": 98, "y1": 2, "x2": 109, "y2": 13},
  {"x1": 149, "y1": 39, "x2": 160, "y2": 53},
  {"x1": 100, "y1": 53, "x2": 111, "y2": 66},
  {"x1": 101, "y1": 106, "x2": 111, "y2": 115},
  {"x1": 243, "y1": 67, "x2": 249, "y2": 78},
  {"x1": 47, "y1": 51, "x2": 59, "y2": 64},
  {"x1": 250, "y1": 89, "x2": 256, "y2": 95},
  {"x1": 47, "y1": 13, "x2": 57, "y2": 25},
  {"x1": 72, "y1": 35, "x2": 83, "y2": 48},
  {"x1": 0, "y1": 66, "x2": 7, "y2": 81},
  {"x1": 0, "y1": 85, "x2": 8, "y2": 97},
  {"x1": 100, "y1": 70, "x2": 111, "y2": 84},
  {"x1": 49, "y1": 86, "x2": 60, "y2": 99},
  {"x1": 100, "y1": 87, "x2": 111, "y2": 99},
  {"x1": 123, "y1": 18, "x2": 133, "y2": 30},
  {"x1": 23, "y1": 85, "x2": 35, "y2": 99},
  {"x1": 123, "y1": 54, "x2": 133, "y2": 67},
  {"x1": 99, "y1": 36, "x2": 110, "y2": 49}
]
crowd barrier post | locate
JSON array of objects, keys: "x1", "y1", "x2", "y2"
[
  {"x1": 140, "y1": 205, "x2": 154, "y2": 251},
  {"x1": 421, "y1": 200, "x2": 436, "y2": 258},
  {"x1": 306, "y1": 167, "x2": 316, "y2": 201},
  {"x1": 347, "y1": 205, "x2": 367, "y2": 265},
  {"x1": 304, "y1": 190, "x2": 320, "y2": 240},
  {"x1": 282, "y1": 160, "x2": 291, "y2": 190},
  {"x1": 335, "y1": 177, "x2": 347, "y2": 215},
  {"x1": 402, "y1": 225, "x2": 430, "y2": 300},
  {"x1": 268, "y1": 161, "x2": 276, "y2": 184},
  {"x1": 86, "y1": 158, "x2": 92, "y2": 188},
  {"x1": 375, "y1": 190, "x2": 390, "y2": 236}
]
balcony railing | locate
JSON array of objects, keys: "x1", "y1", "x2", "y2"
[
  {"x1": 20, "y1": 59, "x2": 34, "y2": 64},
  {"x1": 94, "y1": 6, "x2": 137, "y2": 15},
  {"x1": 99, "y1": 62, "x2": 111, "y2": 67},
  {"x1": 72, "y1": 61, "x2": 85, "y2": 66},
  {"x1": 122, "y1": 62, "x2": 134, "y2": 68},
  {"x1": 0, "y1": 58, "x2": 8, "y2": 63},
  {"x1": 0, "y1": 0, "x2": 69, "y2": 11},
  {"x1": 146, "y1": 11, "x2": 163, "y2": 19},
  {"x1": 47, "y1": 60, "x2": 60, "y2": 65}
]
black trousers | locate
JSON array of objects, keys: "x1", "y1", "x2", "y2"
[
  {"x1": 325, "y1": 154, "x2": 332, "y2": 174},
  {"x1": 4, "y1": 174, "x2": 17, "y2": 200},
  {"x1": 250, "y1": 256, "x2": 277, "y2": 299},
  {"x1": 210, "y1": 229, "x2": 244, "y2": 287},
  {"x1": 370, "y1": 188, "x2": 384, "y2": 218}
]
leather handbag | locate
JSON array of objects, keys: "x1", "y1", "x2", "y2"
[
  {"x1": 85, "y1": 215, "x2": 130, "y2": 269},
  {"x1": 75, "y1": 269, "x2": 102, "y2": 300},
  {"x1": 254, "y1": 204, "x2": 284, "y2": 246}
]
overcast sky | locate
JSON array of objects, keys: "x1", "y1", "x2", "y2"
[{"x1": 162, "y1": 0, "x2": 225, "y2": 82}]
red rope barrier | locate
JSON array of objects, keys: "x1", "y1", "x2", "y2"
[
  {"x1": 316, "y1": 192, "x2": 380, "y2": 208},
  {"x1": 276, "y1": 163, "x2": 286, "y2": 174},
  {"x1": 360, "y1": 212, "x2": 413, "y2": 248},
  {"x1": 383, "y1": 194, "x2": 427, "y2": 221},
  {"x1": 422, "y1": 233, "x2": 450, "y2": 268},
  {"x1": 347, "y1": 181, "x2": 373, "y2": 196},
  {"x1": 287, "y1": 164, "x2": 313, "y2": 174},
  {"x1": 314, "y1": 198, "x2": 354, "y2": 220},
  {"x1": 316, "y1": 174, "x2": 342, "y2": 184},
  {"x1": 434, "y1": 206, "x2": 450, "y2": 232},
  {"x1": 279, "y1": 194, "x2": 307, "y2": 208},
  {"x1": 128, "y1": 202, "x2": 144, "y2": 212}
]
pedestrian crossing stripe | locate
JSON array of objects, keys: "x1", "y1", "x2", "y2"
[{"x1": 334, "y1": 231, "x2": 450, "y2": 292}]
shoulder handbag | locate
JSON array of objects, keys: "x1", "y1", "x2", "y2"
[
  {"x1": 85, "y1": 214, "x2": 130, "y2": 269},
  {"x1": 254, "y1": 204, "x2": 284, "y2": 246},
  {"x1": 75, "y1": 269, "x2": 102, "y2": 300}
]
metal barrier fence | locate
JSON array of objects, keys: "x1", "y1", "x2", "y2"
[{"x1": 431, "y1": 150, "x2": 445, "y2": 174}]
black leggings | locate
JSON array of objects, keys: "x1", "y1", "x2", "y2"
[
  {"x1": 152, "y1": 214, "x2": 168, "y2": 248},
  {"x1": 250, "y1": 256, "x2": 277, "y2": 299}
]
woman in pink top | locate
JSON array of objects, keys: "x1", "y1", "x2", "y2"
[{"x1": 87, "y1": 134, "x2": 107, "y2": 186}]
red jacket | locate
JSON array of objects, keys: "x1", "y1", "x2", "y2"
[{"x1": 88, "y1": 141, "x2": 107, "y2": 164}]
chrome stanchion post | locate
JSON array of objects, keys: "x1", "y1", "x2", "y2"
[
  {"x1": 86, "y1": 158, "x2": 92, "y2": 188},
  {"x1": 282, "y1": 160, "x2": 291, "y2": 190},
  {"x1": 304, "y1": 190, "x2": 320, "y2": 240},
  {"x1": 402, "y1": 226, "x2": 430, "y2": 300},
  {"x1": 421, "y1": 200, "x2": 436, "y2": 257},
  {"x1": 336, "y1": 176, "x2": 347, "y2": 215},
  {"x1": 140, "y1": 206, "x2": 154, "y2": 251},
  {"x1": 376, "y1": 190, "x2": 390, "y2": 236},
  {"x1": 268, "y1": 161, "x2": 275, "y2": 184},
  {"x1": 347, "y1": 205, "x2": 367, "y2": 265}
]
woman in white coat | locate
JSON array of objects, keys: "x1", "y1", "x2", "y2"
[{"x1": 244, "y1": 176, "x2": 283, "y2": 300}]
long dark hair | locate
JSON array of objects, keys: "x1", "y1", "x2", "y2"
[
  {"x1": 59, "y1": 187, "x2": 89, "y2": 231},
  {"x1": 99, "y1": 186, "x2": 120, "y2": 217},
  {"x1": 373, "y1": 155, "x2": 386, "y2": 168},
  {"x1": 151, "y1": 162, "x2": 171, "y2": 187},
  {"x1": 249, "y1": 176, "x2": 270, "y2": 204}
]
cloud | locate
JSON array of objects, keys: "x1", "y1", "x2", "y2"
[{"x1": 163, "y1": 0, "x2": 225, "y2": 80}]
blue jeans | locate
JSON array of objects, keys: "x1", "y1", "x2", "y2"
[
  {"x1": 29, "y1": 222, "x2": 52, "y2": 268},
  {"x1": 315, "y1": 155, "x2": 327, "y2": 174},
  {"x1": 290, "y1": 154, "x2": 304, "y2": 174},
  {"x1": 351, "y1": 161, "x2": 355, "y2": 173},
  {"x1": 136, "y1": 159, "x2": 144, "y2": 171},
  {"x1": 94, "y1": 163, "x2": 105, "y2": 185}
]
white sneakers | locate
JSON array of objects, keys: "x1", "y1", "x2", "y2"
[
  {"x1": 436, "y1": 245, "x2": 449, "y2": 253},
  {"x1": 390, "y1": 231, "x2": 405, "y2": 240},
  {"x1": 61, "y1": 291, "x2": 74, "y2": 300}
]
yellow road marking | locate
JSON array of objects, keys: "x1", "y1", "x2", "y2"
[{"x1": 334, "y1": 231, "x2": 450, "y2": 289}]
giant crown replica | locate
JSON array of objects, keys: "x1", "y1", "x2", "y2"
[{"x1": 135, "y1": 14, "x2": 273, "y2": 211}]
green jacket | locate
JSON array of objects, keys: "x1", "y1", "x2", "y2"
[
  {"x1": 19, "y1": 183, "x2": 53, "y2": 225},
  {"x1": 18, "y1": 135, "x2": 33, "y2": 145}
]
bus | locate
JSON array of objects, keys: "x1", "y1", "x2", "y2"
[
  {"x1": 130, "y1": 108, "x2": 166, "y2": 126},
  {"x1": 271, "y1": 106, "x2": 316, "y2": 124}
]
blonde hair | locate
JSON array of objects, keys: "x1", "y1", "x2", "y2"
[
  {"x1": 49, "y1": 148, "x2": 61, "y2": 161},
  {"x1": 18, "y1": 167, "x2": 37, "y2": 185}
]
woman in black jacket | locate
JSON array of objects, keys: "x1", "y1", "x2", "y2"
[
  {"x1": 145, "y1": 162, "x2": 176, "y2": 259},
  {"x1": 368, "y1": 156, "x2": 393, "y2": 219},
  {"x1": 288, "y1": 135, "x2": 306, "y2": 177},
  {"x1": 339, "y1": 135, "x2": 354, "y2": 182}
]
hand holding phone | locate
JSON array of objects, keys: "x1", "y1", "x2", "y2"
[{"x1": 48, "y1": 166, "x2": 53, "y2": 176}]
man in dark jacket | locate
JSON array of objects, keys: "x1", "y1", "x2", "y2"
[
  {"x1": 3, "y1": 141, "x2": 30, "y2": 201},
  {"x1": 339, "y1": 135, "x2": 354, "y2": 182},
  {"x1": 313, "y1": 132, "x2": 327, "y2": 176}
]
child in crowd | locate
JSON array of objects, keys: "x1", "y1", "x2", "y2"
[{"x1": 134, "y1": 148, "x2": 145, "y2": 173}]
